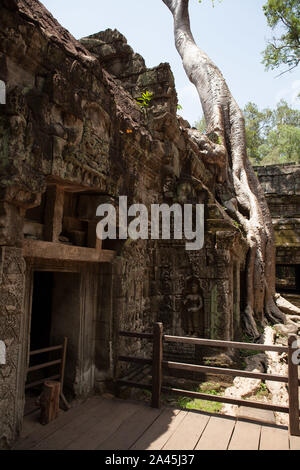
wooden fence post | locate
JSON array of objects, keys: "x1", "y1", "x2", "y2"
[
  {"x1": 40, "y1": 381, "x2": 60, "y2": 425},
  {"x1": 152, "y1": 322, "x2": 163, "y2": 408},
  {"x1": 59, "y1": 337, "x2": 70, "y2": 410},
  {"x1": 288, "y1": 334, "x2": 300, "y2": 436}
]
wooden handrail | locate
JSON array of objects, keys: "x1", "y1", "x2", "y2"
[
  {"x1": 117, "y1": 356, "x2": 299, "y2": 384},
  {"x1": 161, "y1": 386, "x2": 289, "y2": 414},
  {"x1": 28, "y1": 359, "x2": 62, "y2": 373},
  {"x1": 119, "y1": 331, "x2": 153, "y2": 339},
  {"x1": 164, "y1": 335, "x2": 288, "y2": 353},
  {"x1": 118, "y1": 329, "x2": 289, "y2": 352},
  {"x1": 29, "y1": 345, "x2": 63, "y2": 356},
  {"x1": 25, "y1": 374, "x2": 60, "y2": 389},
  {"x1": 162, "y1": 360, "x2": 294, "y2": 384},
  {"x1": 117, "y1": 325, "x2": 300, "y2": 436}
]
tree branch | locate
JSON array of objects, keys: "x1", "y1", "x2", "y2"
[{"x1": 274, "y1": 62, "x2": 299, "y2": 77}]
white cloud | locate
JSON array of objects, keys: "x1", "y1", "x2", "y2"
[
  {"x1": 178, "y1": 84, "x2": 199, "y2": 100},
  {"x1": 275, "y1": 80, "x2": 300, "y2": 107}
]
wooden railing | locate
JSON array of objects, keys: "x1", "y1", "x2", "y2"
[
  {"x1": 117, "y1": 323, "x2": 300, "y2": 436},
  {"x1": 26, "y1": 337, "x2": 70, "y2": 409}
]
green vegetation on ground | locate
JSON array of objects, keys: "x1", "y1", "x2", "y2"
[{"x1": 176, "y1": 382, "x2": 224, "y2": 414}]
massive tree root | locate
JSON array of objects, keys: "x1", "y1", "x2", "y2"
[{"x1": 162, "y1": 0, "x2": 298, "y2": 337}]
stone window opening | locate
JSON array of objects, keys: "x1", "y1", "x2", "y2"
[
  {"x1": 24, "y1": 184, "x2": 117, "y2": 251},
  {"x1": 276, "y1": 264, "x2": 300, "y2": 294}
]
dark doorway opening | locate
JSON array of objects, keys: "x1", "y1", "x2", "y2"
[
  {"x1": 296, "y1": 265, "x2": 300, "y2": 293},
  {"x1": 240, "y1": 269, "x2": 247, "y2": 313},
  {"x1": 26, "y1": 270, "x2": 82, "y2": 416},
  {"x1": 30, "y1": 271, "x2": 53, "y2": 353},
  {"x1": 276, "y1": 264, "x2": 299, "y2": 294},
  {"x1": 26, "y1": 271, "x2": 55, "y2": 416}
]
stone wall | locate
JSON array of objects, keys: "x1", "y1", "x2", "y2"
[
  {"x1": 0, "y1": 0, "x2": 246, "y2": 447},
  {"x1": 255, "y1": 163, "x2": 300, "y2": 298},
  {"x1": 255, "y1": 163, "x2": 300, "y2": 261}
]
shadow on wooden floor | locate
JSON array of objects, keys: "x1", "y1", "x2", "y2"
[{"x1": 13, "y1": 395, "x2": 299, "y2": 450}]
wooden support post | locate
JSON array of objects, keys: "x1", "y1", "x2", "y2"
[
  {"x1": 59, "y1": 337, "x2": 67, "y2": 390},
  {"x1": 40, "y1": 381, "x2": 60, "y2": 425},
  {"x1": 152, "y1": 322, "x2": 163, "y2": 409},
  {"x1": 288, "y1": 334, "x2": 300, "y2": 436},
  {"x1": 87, "y1": 221, "x2": 102, "y2": 250},
  {"x1": 43, "y1": 185, "x2": 64, "y2": 242},
  {"x1": 59, "y1": 337, "x2": 70, "y2": 410}
]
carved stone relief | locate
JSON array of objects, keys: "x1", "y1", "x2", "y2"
[{"x1": 182, "y1": 276, "x2": 204, "y2": 336}]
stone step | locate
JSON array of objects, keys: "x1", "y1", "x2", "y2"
[{"x1": 236, "y1": 406, "x2": 276, "y2": 425}]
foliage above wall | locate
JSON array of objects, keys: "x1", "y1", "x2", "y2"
[
  {"x1": 195, "y1": 100, "x2": 300, "y2": 166},
  {"x1": 243, "y1": 100, "x2": 300, "y2": 165}
]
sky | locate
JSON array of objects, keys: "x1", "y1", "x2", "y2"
[{"x1": 41, "y1": 0, "x2": 300, "y2": 126}]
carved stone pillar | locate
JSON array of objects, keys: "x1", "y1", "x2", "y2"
[
  {"x1": 0, "y1": 187, "x2": 42, "y2": 448},
  {"x1": 0, "y1": 247, "x2": 26, "y2": 448},
  {"x1": 0, "y1": 201, "x2": 24, "y2": 248}
]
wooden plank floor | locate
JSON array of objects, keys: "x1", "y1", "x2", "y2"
[{"x1": 13, "y1": 396, "x2": 299, "y2": 451}]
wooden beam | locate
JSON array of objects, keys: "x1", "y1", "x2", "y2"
[
  {"x1": 25, "y1": 375, "x2": 60, "y2": 390},
  {"x1": 119, "y1": 331, "x2": 153, "y2": 340},
  {"x1": 163, "y1": 335, "x2": 288, "y2": 353},
  {"x1": 43, "y1": 185, "x2": 64, "y2": 242},
  {"x1": 30, "y1": 345, "x2": 63, "y2": 356},
  {"x1": 87, "y1": 220, "x2": 102, "y2": 250},
  {"x1": 161, "y1": 387, "x2": 290, "y2": 414},
  {"x1": 22, "y1": 240, "x2": 116, "y2": 263},
  {"x1": 163, "y1": 360, "x2": 290, "y2": 384},
  {"x1": 28, "y1": 359, "x2": 62, "y2": 373}
]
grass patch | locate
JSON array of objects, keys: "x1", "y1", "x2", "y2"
[
  {"x1": 255, "y1": 382, "x2": 269, "y2": 398},
  {"x1": 176, "y1": 382, "x2": 224, "y2": 414}
]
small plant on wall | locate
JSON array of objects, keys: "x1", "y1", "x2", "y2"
[{"x1": 136, "y1": 90, "x2": 153, "y2": 109}]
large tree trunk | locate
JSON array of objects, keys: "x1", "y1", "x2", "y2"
[{"x1": 162, "y1": 0, "x2": 288, "y2": 337}]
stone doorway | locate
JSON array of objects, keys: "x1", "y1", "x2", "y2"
[
  {"x1": 23, "y1": 260, "x2": 98, "y2": 421},
  {"x1": 28, "y1": 270, "x2": 81, "y2": 395},
  {"x1": 30, "y1": 271, "x2": 53, "y2": 354}
]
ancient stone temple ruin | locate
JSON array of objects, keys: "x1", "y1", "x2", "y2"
[
  {"x1": 255, "y1": 164, "x2": 300, "y2": 308},
  {"x1": 1, "y1": 0, "x2": 298, "y2": 448}
]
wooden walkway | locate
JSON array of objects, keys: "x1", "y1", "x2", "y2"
[{"x1": 14, "y1": 396, "x2": 300, "y2": 451}]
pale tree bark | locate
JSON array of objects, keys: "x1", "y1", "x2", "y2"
[{"x1": 162, "y1": 0, "x2": 296, "y2": 337}]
